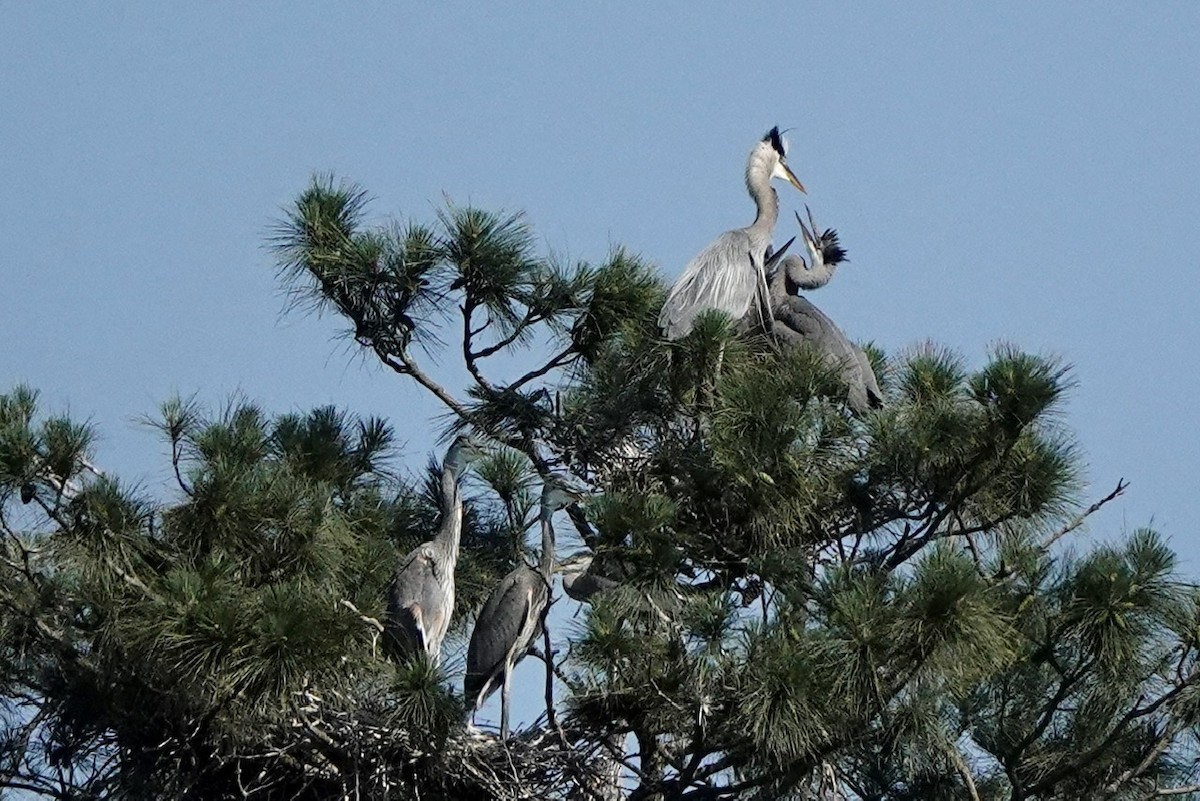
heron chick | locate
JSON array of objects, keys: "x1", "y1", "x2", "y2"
[{"x1": 659, "y1": 127, "x2": 807, "y2": 340}]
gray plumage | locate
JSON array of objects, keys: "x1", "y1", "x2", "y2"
[
  {"x1": 768, "y1": 209, "x2": 883, "y2": 414},
  {"x1": 560, "y1": 553, "x2": 621, "y2": 603},
  {"x1": 384, "y1": 435, "x2": 485, "y2": 665},
  {"x1": 658, "y1": 127, "x2": 806, "y2": 340},
  {"x1": 464, "y1": 480, "x2": 577, "y2": 738}
]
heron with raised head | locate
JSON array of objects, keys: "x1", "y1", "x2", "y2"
[
  {"x1": 659, "y1": 127, "x2": 807, "y2": 340},
  {"x1": 384, "y1": 434, "x2": 486, "y2": 665},
  {"x1": 766, "y1": 208, "x2": 883, "y2": 414},
  {"x1": 464, "y1": 479, "x2": 579, "y2": 738}
]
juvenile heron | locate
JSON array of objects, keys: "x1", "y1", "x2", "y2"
[
  {"x1": 384, "y1": 434, "x2": 486, "y2": 665},
  {"x1": 659, "y1": 127, "x2": 807, "y2": 340},
  {"x1": 767, "y1": 209, "x2": 883, "y2": 414},
  {"x1": 464, "y1": 479, "x2": 579, "y2": 738}
]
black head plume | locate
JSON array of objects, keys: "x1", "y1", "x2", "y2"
[
  {"x1": 763, "y1": 126, "x2": 786, "y2": 158},
  {"x1": 817, "y1": 228, "x2": 848, "y2": 266}
]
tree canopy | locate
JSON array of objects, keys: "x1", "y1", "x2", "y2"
[{"x1": 2, "y1": 176, "x2": 1198, "y2": 800}]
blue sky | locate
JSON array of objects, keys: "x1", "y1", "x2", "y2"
[{"x1": 3, "y1": 4, "x2": 1199, "y2": 730}]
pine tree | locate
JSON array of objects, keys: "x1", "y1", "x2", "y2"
[{"x1": 2, "y1": 176, "x2": 1198, "y2": 799}]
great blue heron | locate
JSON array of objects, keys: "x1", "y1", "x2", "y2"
[
  {"x1": 464, "y1": 479, "x2": 578, "y2": 738},
  {"x1": 560, "y1": 552, "x2": 620, "y2": 603},
  {"x1": 767, "y1": 209, "x2": 883, "y2": 414},
  {"x1": 659, "y1": 127, "x2": 807, "y2": 340},
  {"x1": 384, "y1": 434, "x2": 486, "y2": 665}
]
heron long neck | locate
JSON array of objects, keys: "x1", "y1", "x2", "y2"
[
  {"x1": 537, "y1": 512, "x2": 556, "y2": 578},
  {"x1": 433, "y1": 463, "x2": 464, "y2": 563},
  {"x1": 768, "y1": 260, "x2": 791, "y2": 304},
  {"x1": 784, "y1": 254, "x2": 838, "y2": 292},
  {"x1": 746, "y1": 158, "x2": 779, "y2": 239}
]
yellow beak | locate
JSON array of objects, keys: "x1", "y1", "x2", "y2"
[{"x1": 782, "y1": 163, "x2": 807, "y2": 194}]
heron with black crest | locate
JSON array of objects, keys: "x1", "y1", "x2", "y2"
[{"x1": 659, "y1": 126, "x2": 807, "y2": 340}]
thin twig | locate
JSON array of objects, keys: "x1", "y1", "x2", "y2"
[
  {"x1": 1044, "y1": 478, "x2": 1128, "y2": 549},
  {"x1": 170, "y1": 438, "x2": 194, "y2": 497},
  {"x1": 1142, "y1": 785, "x2": 1200, "y2": 799},
  {"x1": 339, "y1": 599, "x2": 384, "y2": 632},
  {"x1": 470, "y1": 310, "x2": 541, "y2": 360},
  {"x1": 508, "y1": 347, "x2": 577, "y2": 392}
]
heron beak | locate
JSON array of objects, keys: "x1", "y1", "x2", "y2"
[
  {"x1": 764, "y1": 236, "x2": 796, "y2": 270},
  {"x1": 782, "y1": 164, "x2": 806, "y2": 194},
  {"x1": 794, "y1": 210, "x2": 815, "y2": 246},
  {"x1": 805, "y1": 205, "x2": 819, "y2": 238}
]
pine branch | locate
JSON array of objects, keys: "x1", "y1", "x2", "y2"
[
  {"x1": 1024, "y1": 662, "x2": 1200, "y2": 797},
  {"x1": 508, "y1": 346, "x2": 578, "y2": 392},
  {"x1": 883, "y1": 438, "x2": 1022, "y2": 571},
  {"x1": 461, "y1": 300, "x2": 497, "y2": 393},
  {"x1": 1006, "y1": 655, "x2": 1099, "y2": 766},
  {"x1": 541, "y1": 622, "x2": 559, "y2": 731},
  {"x1": 1104, "y1": 719, "x2": 1183, "y2": 796},
  {"x1": 1043, "y1": 478, "x2": 1128, "y2": 549},
  {"x1": 1143, "y1": 786, "x2": 1200, "y2": 799},
  {"x1": 379, "y1": 351, "x2": 467, "y2": 418},
  {"x1": 947, "y1": 744, "x2": 982, "y2": 801},
  {"x1": 377, "y1": 339, "x2": 562, "y2": 478},
  {"x1": 468, "y1": 307, "x2": 543, "y2": 360},
  {"x1": 170, "y1": 436, "x2": 193, "y2": 497}
]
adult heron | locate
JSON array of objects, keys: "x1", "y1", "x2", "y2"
[
  {"x1": 767, "y1": 209, "x2": 883, "y2": 414},
  {"x1": 659, "y1": 127, "x2": 807, "y2": 340},
  {"x1": 464, "y1": 479, "x2": 578, "y2": 738},
  {"x1": 560, "y1": 552, "x2": 620, "y2": 603},
  {"x1": 384, "y1": 434, "x2": 486, "y2": 665}
]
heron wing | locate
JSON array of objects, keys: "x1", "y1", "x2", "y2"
[
  {"x1": 774, "y1": 295, "x2": 877, "y2": 411},
  {"x1": 774, "y1": 295, "x2": 846, "y2": 347},
  {"x1": 464, "y1": 567, "x2": 547, "y2": 708},
  {"x1": 385, "y1": 544, "x2": 447, "y2": 660},
  {"x1": 751, "y1": 248, "x2": 773, "y2": 335},
  {"x1": 852, "y1": 343, "x2": 885, "y2": 409},
  {"x1": 659, "y1": 229, "x2": 758, "y2": 339}
]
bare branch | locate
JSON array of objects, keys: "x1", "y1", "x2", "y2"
[
  {"x1": 1142, "y1": 785, "x2": 1200, "y2": 799},
  {"x1": 508, "y1": 347, "x2": 578, "y2": 392},
  {"x1": 379, "y1": 351, "x2": 467, "y2": 418},
  {"x1": 1105, "y1": 720, "x2": 1181, "y2": 796},
  {"x1": 1044, "y1": 478, "x2": 1128, "y2": 549},
  {"x1": 461, "y1": 302, "x2": 497, "y2": 393},
  {"x1": 947, "y1": 744, "x2": 981, "y2": 801},
  {"x1": 170, "y1": 437, "x2": 193, "y2": 497},
  {"x1": 469, "y1": 309, "x2": 543, "y2": 360}
]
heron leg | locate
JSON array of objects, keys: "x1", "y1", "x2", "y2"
[{"x1": 500, "y1": 666, "x2": 512, "y2": 742}]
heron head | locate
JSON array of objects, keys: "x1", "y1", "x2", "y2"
[
  {"x1": 445, "y1": 432, "x2": 489, "y2": 476},
  {"x1": 540, "y1": 474, "x2": 586, "y2": 517},
  {"x1": 795, "y1": 207, "x2": 847, "y2": 267},
  {"x1": 756, "y1": 126, "x2": 807, "y2": 194}
]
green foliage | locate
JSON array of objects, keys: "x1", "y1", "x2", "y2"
[
  {"x1": 4, "y1": 180, "x2": 1198, "y2": 801},
  {"x1": 0, "y1": 393, "x2": 517, "y2": 798}
]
